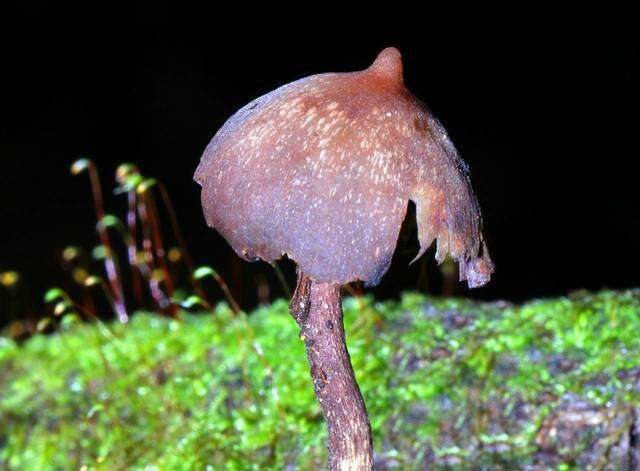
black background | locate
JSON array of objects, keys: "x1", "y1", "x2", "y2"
[{"x1": 1, "y1": 6, "x2": 638, "y2": 312}]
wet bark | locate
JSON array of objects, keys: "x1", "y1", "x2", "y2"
[
  {"x1": 290, "y1": 271, "x2": 373, "y2": 471},
  {"x1": 630, "y1": 408, "x2": 640, "y2": 471}
]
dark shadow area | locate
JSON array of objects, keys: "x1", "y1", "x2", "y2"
[{"x1": 1, "y1": 8, "x2": 638, "y2": 316}]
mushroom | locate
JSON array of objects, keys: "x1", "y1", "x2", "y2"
[{"x1": 195, "y1": 47, "x2": 493, "y2": 470}]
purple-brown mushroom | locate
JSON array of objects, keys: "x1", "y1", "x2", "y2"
[{"x1": 195, "y1": 47, "x2": 493, "y2": 470}]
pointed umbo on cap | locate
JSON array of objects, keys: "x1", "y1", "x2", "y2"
[{"x1": 195, "y1": 47, "x2": 493, "y2": 288}]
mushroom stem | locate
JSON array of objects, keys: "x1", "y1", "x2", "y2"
[{"x1": 290, "y1": 271, "x2": 373, "y2": 471}]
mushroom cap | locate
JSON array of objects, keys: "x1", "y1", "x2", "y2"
[{"x1": 195, "y1": 47, "x2": 493, "y2": 288}]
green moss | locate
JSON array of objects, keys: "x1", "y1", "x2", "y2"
[{"x1": 1, "y1": 290, "x2": 639, "y2": 469}]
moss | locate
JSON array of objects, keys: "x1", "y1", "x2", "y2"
[{"x1": 1, "y1": 290, "x2": 639, "y2": 469}]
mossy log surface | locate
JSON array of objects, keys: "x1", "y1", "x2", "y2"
[{"x1": 1, "y1": 290, "x2": 639, "y2": 469}]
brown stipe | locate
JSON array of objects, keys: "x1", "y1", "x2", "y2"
[{"x1": 290, "y1": 271, "x2": 373, "y2": 469}]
